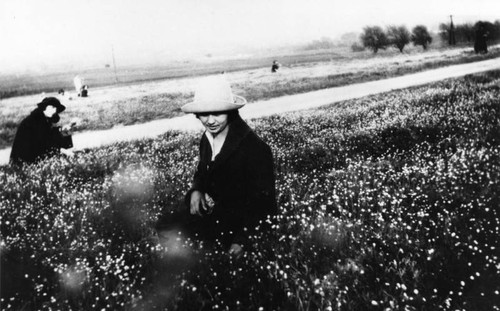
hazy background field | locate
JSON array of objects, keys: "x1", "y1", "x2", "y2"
[
  {"x1": 2, "y1": 40, "x2": 499, "y2": 100},
  {"x1": 1, "y1": 44, "x2": 499, "y2": 151}
]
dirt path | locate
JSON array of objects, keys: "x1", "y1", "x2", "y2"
[{"x1": 1, "y1": 57, "x2": 499, "y2": 166}]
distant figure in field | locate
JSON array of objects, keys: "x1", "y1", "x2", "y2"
[
  {"x1": 73, "y1": 75, "x2": 89, "y2": 97},
  {"x1": 58, "y1": 89, "x2": 65, "y2": 96},
  {"x1": 10, "y1": 97, "x2": 73, "y2": 166},
  {"x1": 271, "y1": 60, "x2": 280, "y2": 73},
  {"x1": 80, "y1": 84, "x2": 89, "y2": 97},
  {"x1": 474, "y1": 23, "x2": 488, "y2": 54}
]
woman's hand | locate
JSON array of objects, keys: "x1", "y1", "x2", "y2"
[
  {"x1": 61, "y1": 125, "x2": 73, "y2": 136},
  {"x1": 204, "y1": 193, "x2": 215, "y2": 214},
  {"x1": 190, "y1": 190, "x2": 206, "y2": 216}
]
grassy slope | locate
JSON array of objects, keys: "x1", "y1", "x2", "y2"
[
  {"x1": 1, "y1": 45, "x2": 499, "y2": 150},
  {"x1": 1, "y1": 70, "x2": 499, "y2": 310}
]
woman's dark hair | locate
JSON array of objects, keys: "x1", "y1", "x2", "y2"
[
  {"x1": 195, "y1": 110, "x2": 240, "y2": 123},
  {"x1": 227, "y1": 110, "x2": 240, "y2": 123}
]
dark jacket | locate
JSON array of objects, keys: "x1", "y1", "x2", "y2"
[
  {"x1": 10, "y1": 109, "x2": 73, "y2": 166},
  {"x1": 186, "y1": 115, "x2": 277, "y2": 247}
]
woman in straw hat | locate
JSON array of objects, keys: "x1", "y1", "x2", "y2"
[{"x1": 156, "y1": 75, "x2": 277, "y2": 258}]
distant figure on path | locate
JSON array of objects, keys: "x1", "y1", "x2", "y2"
[
  {"x1": 271, "y1": 60, "x2": 280, "y2": 73},
  {"x1": 10, "y1": 97, "x2": 73, "y2": 166},
  {"x1": 156, "y1": 75, "x2": 277, "y2": 258}
]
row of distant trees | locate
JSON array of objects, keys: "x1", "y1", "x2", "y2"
[
  {"x1": 358, "y1": 20, "x2": 500, "y2": 54},
  {"x1": 359, "y1": 25, "x2": 433, "y2": 53},
  {"x1": 301, "y1": 20, "x2": 500, "y2": 53}
]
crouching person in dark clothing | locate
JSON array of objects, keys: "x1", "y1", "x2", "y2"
[
  {"x1": 156, "y1": 75, "x2": 277, "y2": 258},
  {"x1": 10, "y1": 97, "x2": 73, "y2": 166}
]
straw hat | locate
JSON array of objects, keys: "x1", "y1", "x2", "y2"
[{"x1": 181, "y1": 75, "x2": 246, "y2": 113}]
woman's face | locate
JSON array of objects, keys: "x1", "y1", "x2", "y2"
[{"x1": 197, "y1": 112, "x2": 229, "y2": 136}]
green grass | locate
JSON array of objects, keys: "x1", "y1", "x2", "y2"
[{"x1": 1, "y1": 70, "x2": 499, "y2": 310}]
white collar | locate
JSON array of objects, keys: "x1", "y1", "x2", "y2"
[{"x1": 204, "y1": 125, "x2": 229, "y2": 161}]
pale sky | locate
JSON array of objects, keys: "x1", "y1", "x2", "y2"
[{"x1": 0, "y1": 0, "x2": 498, "y2": 73}]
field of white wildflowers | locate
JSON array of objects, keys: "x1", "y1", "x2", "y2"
[{"x1": 1, "y1": 70, "x2": 500, "y2": 310}]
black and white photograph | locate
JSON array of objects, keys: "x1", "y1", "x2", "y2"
[{"x1": 1, "y1": 0, "x2": 499, "y2": 309}]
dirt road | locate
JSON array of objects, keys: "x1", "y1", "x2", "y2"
[{"x1": 1, "y1": 57, "x2": 499, "y2": 166}]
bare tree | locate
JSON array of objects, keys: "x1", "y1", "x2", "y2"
[
  {"x1": 387, "y1": 25, "x2": 411, "y2": 53},
  {"x1": 411, "y1": 25, "x2": 433, "y2": 50},
  {"x1": 360, "y1": 26, "x2": 389, "y2": 53}
]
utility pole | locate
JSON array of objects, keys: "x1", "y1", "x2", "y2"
[
  {"x1": 449, "y1": 15, "x2": 456, "y2": 46},
  {"x1": 111, "y1": 45, "x2": 119, "y2": 83}
]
